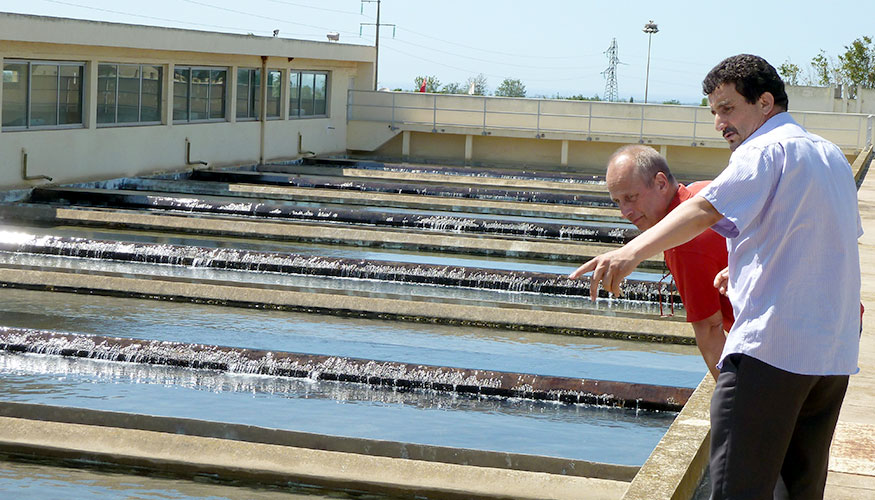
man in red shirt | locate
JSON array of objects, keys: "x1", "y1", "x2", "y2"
[{"x1": 605, "y1": 145, "x2": 733, "y2": 379}]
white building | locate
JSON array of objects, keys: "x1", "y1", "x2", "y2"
[{"x1": 0, "y1": 12, "x2": 374, "y2": 189}]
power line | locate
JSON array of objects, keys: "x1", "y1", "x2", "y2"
[
  {"x1": 382, "y1": 36, "x2": 591, "y2": 71},
  {"x1": 42, "y1": 0, "x2": 268, "y2": 34},
  {"x1": 391, "y1": 25, "x2": 601, "y2": 61},
  {"x1": 180, "y1": 0, "x2": 359, "y2": 36},
  {"x1": 262, "y1": 0, "x2": 362, "y2": 17},
  {"x1": 379, "y1": 43, "x2": 603, "y2": 83}
]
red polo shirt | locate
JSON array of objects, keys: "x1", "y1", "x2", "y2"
[{"x1": 663, "y1": 182, "x2": 735, "y2": 332}]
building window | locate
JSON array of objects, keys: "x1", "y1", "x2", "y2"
[
  {"x1": 266, "y1": 70, "x2": 282, "y2": 119},
  {"x1": 289, "y1": 71, "x2": 328, "y2": 118},
  {"x1": 173, "y1": 66, "x2": 227, "y2": 122},
  {"x1": 236, "y1": 68, "x2": 261, "y2": 120},
  {"x1": 97, "y1": 64, "x2": 162, "y2": 125},
  {"x1": 2, "y1": 60, "x2": 84, "y2": 130}
]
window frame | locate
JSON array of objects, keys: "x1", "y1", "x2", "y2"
[
  {"x1": 2, "y1": 59, "x2": 86, "y2": 131},
  {"x1": 265, "y1": 69, "x2": 282, "y2": 120},
  {"x1": 288, "y1": 70, "x2": 329, "y2": 119},
  {"x1": 236, "y1": 67, "x2": 261, "y2": 121},
  {"x1": 96, "y1": 63, "x2": 163, "y2": 127},
  {"x1": 173, "y1": 65, "x2": 228, "y2": 124}
]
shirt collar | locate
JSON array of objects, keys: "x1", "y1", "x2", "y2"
[
  {"x1": 666, "y1": 183, "x2": 689, "y2": 212},
  {"x1": 740, "y1": 111, "x2": 796, "y2": 148}
]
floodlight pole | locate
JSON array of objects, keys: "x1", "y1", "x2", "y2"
[{"x1": 643, "y1": 20, "x2": 659, "y2": 104}]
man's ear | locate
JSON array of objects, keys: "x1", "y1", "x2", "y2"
[
  {"x1": 759, "y1": 92, "x2": 775, "y2": 115},
  {"x1": 654, "y1": 171, "x2": 669, "y2": 191}
]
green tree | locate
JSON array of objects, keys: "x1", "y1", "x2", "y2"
[
  {"x1": 839, "y1": 36, "x2": 875, "y2": 95},
  {"x1": 441, "y1": 82, "x2": 464, "y2": 94},
  {"x1": 465, "y1": 73, "x2": 488, "y2": 95},
  {"x1": 662, "y1": 99, "x2": 681, "y2": 105},
  {"x1": 414, "y1": 75, "x2": 441, "y2": 93},
  {"x1": 555, "y1": 93, "x2": 601, "y2": 101},
  {"x1": 494, "y1": 78, "x2": 526, "y2": 97},
  {"x1": 810, "y1": 50, "x2": 836, "y2": 86},
  {"x1": 700, "y1": 97, "x2": 708, "y2": 106},
  {"x1": 778, "y1": 59, "x2": 801, "y2": 86}
]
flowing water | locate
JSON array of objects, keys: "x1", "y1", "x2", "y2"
[{"x1": 0, "y1": 164, "x2": 703, "y2": 495}]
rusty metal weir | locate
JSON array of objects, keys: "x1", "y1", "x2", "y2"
[
  {"x1": 0, "y1": 233, "x2": 675, "y2": 302},
  {"x1": 0, "y1": 327, "x2": 691, "y2": 412}
]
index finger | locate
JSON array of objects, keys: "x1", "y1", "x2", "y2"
[{"x1": 568, "y1": 258, "x2": 597, "y2": 280}]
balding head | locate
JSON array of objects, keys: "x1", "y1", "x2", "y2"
[
  {"x1": 605, "y1": 146, "x2": 678, "y2": 230},
  {"x1": 607, "y1": 145, "x2": 676, "y2": 187}
]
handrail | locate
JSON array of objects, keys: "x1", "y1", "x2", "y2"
[{"x1": 348, "y1": 90, "x2": 871, "y2": 151}]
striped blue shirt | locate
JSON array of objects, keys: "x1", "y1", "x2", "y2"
[{"x1": 699, "y1": 112, "x2": 862, "y2": 375}]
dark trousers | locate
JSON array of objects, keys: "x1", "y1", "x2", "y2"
[{"x1": 710, "y1": 354, "x2": 849, "y2": 500}]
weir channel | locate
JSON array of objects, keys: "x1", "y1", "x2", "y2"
[{"x1": 0, "y1": 158, "x2": 707, "y2": 499}]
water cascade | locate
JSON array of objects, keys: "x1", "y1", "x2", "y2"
[
  {"x1": 0, "y1": 327, "x2": 691, "y2": 411},
  {"x1": 0, "y1": 231, "x2": 675, "y2": 302},
  {"x1": 0, "y1": 158, "x2": 705, "y2": 498}
]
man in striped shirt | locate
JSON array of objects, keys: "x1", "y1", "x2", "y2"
[{"x1": 571, "y1": 54, "x2": 862, "y2": 499}]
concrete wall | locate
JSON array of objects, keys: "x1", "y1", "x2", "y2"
[
  {"x1": 351, "y1": 90, "x2": 869, "y2": 179},
  {"x1": 370, "y1": 134, "x2": 732, "y2": 180},
  {"x1": 0, "y1": 13, "x2": 375, "y2": 190},
  {"x1": 787, "y1": 84, "x2": 875, "y2": 114}
]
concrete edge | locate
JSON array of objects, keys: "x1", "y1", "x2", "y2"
[
  {"x1": 620, "y1": 375, "x2": 714, "y2": 500},
  {"x1": 0, "y1": 401, "x2": 639, "y2": 482},
  {"x1": 852, "y1": 144, "x2": 873, "y2": 188},
  {"x1": 0, "y1": 410, "x2": 630, "y2": 500}
]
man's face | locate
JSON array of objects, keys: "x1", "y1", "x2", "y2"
[
  {"x1": 708, "y1": 82, "x2": 770, "y2": 151},
  {"x1": 606, "y1": 156, "x2": 671, "y2": 230}
]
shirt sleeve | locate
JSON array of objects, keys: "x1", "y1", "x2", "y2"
[{"x1": 699, "y1": 144, "x2": 784, "y2": 237}]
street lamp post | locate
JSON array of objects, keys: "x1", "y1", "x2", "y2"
[{"x1": 643, "y1": 20, "x2": 659, "y2": 104}]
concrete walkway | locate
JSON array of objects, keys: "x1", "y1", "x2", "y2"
[{"x1": 825, "y1": 172, "x2": 875, "y2": 498}]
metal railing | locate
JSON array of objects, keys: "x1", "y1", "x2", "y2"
[{"x1": 348, "y1": 90, "x2": 874, "y2": 151}]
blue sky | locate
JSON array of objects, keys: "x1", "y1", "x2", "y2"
[{"x1": 3, "y1": 0, "x2": 874, "y2": 103}]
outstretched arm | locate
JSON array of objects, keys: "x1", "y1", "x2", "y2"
[{"x1": 569, "y1": 196, "x2": 723, "y2": 300}]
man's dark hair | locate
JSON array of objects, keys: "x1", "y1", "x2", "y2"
[{"x1": 702, "y1": 54, "x2": 789, "y2": 110}]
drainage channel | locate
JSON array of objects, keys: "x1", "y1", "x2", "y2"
[
  {"x1": 28, "y1": 187, "x2": 633, "y2": 244},
  {"x1": 0, "y1": 346, "x2": 678, "y2": 466},
  {"x1": 0, "y1": 288, "x2": 702, "y2": 387}
]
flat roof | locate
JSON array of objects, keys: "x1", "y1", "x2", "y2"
[{"x1": 0, "y1": 11, "x2": 374, "y2": 63}]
